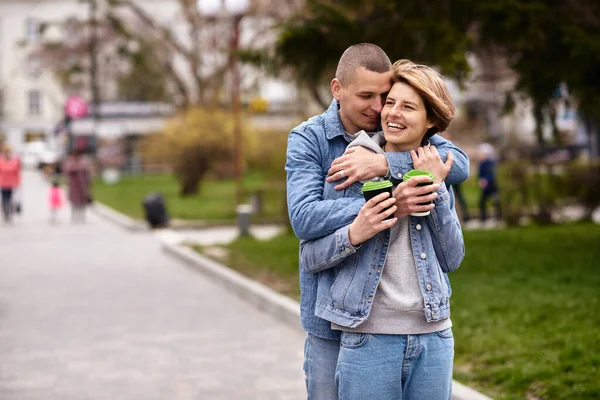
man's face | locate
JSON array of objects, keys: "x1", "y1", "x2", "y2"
[{"x1": 332, "y1": 67, "x2": 392, "y2": 134}]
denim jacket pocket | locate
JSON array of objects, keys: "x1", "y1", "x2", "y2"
[
  {"x1": 344, "y1": 181, "x2": 364, "y2": 197},
  {"x1": 329, "y1": 253, "x2": 359, "y2": 310}
]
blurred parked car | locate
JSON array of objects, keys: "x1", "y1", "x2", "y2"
[{"x1": 22, "y1": 141, "x2": 59, "y2": 170}]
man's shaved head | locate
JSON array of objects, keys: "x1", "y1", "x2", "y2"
[{"x1": 335, "y1": 43, "x2": 392, "y2": 86}]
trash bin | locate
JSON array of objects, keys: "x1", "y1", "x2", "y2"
[
  {"x1": 143, "y1": 192, "x2": 169, "y2": 228},
  {"x1": 236, "y1": 204, "x2": 253, "y2": 237}
]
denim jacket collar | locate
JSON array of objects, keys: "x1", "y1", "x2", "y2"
[{"x1": 324, "y1": 99, "x2": 347, "y2": 140}]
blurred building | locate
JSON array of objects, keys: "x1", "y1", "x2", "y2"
[{"x1": 0, "y1": 0, "x2": 302, "y2": 159}]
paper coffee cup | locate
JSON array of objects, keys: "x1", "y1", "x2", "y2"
[
  {"x1": 403, "y1": 170, "x2": 434, "y2": 217},
  {"x1": 362, "y1": 180, "x2": 394, "y2": 221}
]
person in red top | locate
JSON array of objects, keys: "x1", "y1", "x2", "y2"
[{"x1": 0, "y1": 143, "x2": 21, "y2": 223}]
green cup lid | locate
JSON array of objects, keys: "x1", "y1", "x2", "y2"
[
  {"x1": 403, "y1": 169, "x2": 434, "y2": 182},
  {"x1": 362, "y1": 180, "x2": 393, "y2": 192}
]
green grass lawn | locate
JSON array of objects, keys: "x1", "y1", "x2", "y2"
[
  {"x1": 92, "y1": 172, "x2": 285, "y2": 223},
  {"x1": 92, "y1": 171, "x2": 479, "y2": 223},
  {"x1": 201, "y1": 223, "x2": 600, "y2": 400}
]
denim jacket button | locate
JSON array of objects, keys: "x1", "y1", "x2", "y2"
[
  {"x1": 420, "y1": 252, "x2": 427, "y2": 259},
  {"x1": 426, "y1": 284, "x2": 432, "y2": 291},
  {"x1": 344, "y1": 247, "x2": 351, "y2": 253},
  {"x1": 416, "y1": 224, "x2": 422, "y2": 230}
]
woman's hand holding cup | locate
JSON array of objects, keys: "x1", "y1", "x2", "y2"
[
  {"x1": 393, "y1": 175, "x2": 439, "y2": 218},
  {"x1": 348, "y1": 192, "x2": 397, "y2": 247}
]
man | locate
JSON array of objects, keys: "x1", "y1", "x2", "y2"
[{"x1": 285, "y1": 44, "x2": 469, "y2": 399}]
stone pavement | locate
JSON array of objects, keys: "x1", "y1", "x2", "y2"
[{"x1": 0, "y1": 170, "x2": 306, "y2": 400}]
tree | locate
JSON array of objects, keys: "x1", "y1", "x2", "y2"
[
  {"x1": 105, "y1": 0, "x2": 303, "y2": 107},
  {"x1": 142, "y1": 107, "x2": 233, "y2": 196},
  {"x1": 274, "y1": 0, "x2": 472, "y2": 109},
  {"x1": 473, "y1": 0, "x2": 600, "y2": 149},
  {"x1": 274, "y1": 0, "x2": 600, "y2": 152},
  {"x1": 34, "y1": 0, "x2": 302, "y2": 108},
  {"x1": 116, "y1": 39, "x2": 170, "y2": 102}
]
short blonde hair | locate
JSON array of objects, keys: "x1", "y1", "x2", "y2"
[{"x1": 391, "y1": 59, "x2": 455, "y2": 139}]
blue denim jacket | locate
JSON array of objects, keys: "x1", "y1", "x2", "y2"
[
  {"x1": 286, "y1": 99, "x2": 470, "y2": 340},
  {"x1": 300, "y1": 181, "x2": 465, "y2": 329}
]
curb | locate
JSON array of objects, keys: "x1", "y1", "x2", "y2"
[
  {"x1": 91, "y1": 202, "x2": 148, "y2": 231},
  {"x1": 161, "y1": 241, "x2": 493, "y2": 400},
  {"x1": 162, "y1": 241, "x2": 302, "y2": 331}
]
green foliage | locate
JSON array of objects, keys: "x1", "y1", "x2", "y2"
[
  {"x1": 498, "y1": 160, "x2": 600, "y2": 225},
  {"x1": 560, "y1": 162, "x2": 600, "y2": 220},
  {"x1": 116, "y1": 40, "x2": 170, "y2": 102},
  {"x1": 244, "y1": 129, "x2": 288, "y2": 182},
  {"x1": 470, "y1": 0, "x2": 600, "y2": 134},
  {"x1": 275, "y1": 0, "x2": 472, "y2": 106},
  {"x1": 142, "y1": 107, "x2": 234, "y2": 196},
  {"x1": 274, "y1": 0, "x2": 600, "y2": 140},
  {"x1": 497, "y1": 160, "x2": 532, "y2": 226}
]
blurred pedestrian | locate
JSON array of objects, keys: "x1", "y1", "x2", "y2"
[
  {"x1": 63, "y1": 149, "x2": 91, "y2": 223},
  {"x1": 48, "y1": 180, "x2": 65, "y2": 224},
  {"x1": 478, "y1": 143, "x2": 501, "y2": 222},
  {"x1": 0, "y1": 144, "x2": 21, "y2": 223},
  {"x1": 440, "y1": 132, "x2": 470, "y2": 222},
  {"x1": 453, "y1": 182, "x2": 470, "y2": 222}
]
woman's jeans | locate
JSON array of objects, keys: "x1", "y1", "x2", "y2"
[
  {"x1": 336, "y1": 330, "x2": 454, "y2": 400},
  {"x1": 303, "y1": 333, "x2": 339, "y2": 400},
  {"x1": 1, "y1": 188, "x2": 13, "y2": 222}
]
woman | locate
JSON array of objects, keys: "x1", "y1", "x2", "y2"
[
  {"x1": 63, "y1": 149, "x2": 91, "y2": 222},
  {"x1": 0, "y1": 144, "x2": 21, "y2": 223},
  {"x1": 301, "y1": 60, "x2": 464, "y2": 399}
]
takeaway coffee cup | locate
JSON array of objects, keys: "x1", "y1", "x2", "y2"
[
  {"x1": 362, "y1": 180, "x2": 394, "y2": 220},
  {"x1": 403, "y1": 170, "x2": 435, "y2": 217}
]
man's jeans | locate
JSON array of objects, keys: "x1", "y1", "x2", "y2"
[
  {"x1": 336, "y1": 329, "x2": 454, "y2": 400},
  {"x1": 304, "y1": 333, "x2": 339, "y2": 400}
]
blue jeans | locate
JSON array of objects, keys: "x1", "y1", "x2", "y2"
[
  {"x1": 303, "y1": 333, "x2": 340, "y2": 400},
  {"x1": 336, "y1": 329, "x2": 454, "y2": 400}
]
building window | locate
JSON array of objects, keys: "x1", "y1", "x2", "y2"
[
  {"x1": 28, "y1": 90, "x2": 42, "y2": 116},
  {"x1": 26, "y1": 18, "x2": 40, "y2": 43}
]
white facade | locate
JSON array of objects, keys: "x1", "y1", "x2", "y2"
[
  {"x1": 0, "y1": 0, "x2": 87, "y2": 152},
  {"x1": 0, "y1": 0, "x2": 301, "y2": 155}
]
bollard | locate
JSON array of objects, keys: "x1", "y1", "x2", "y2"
[
  {"x1": 236, "y1": 204, "x2": 253, "y2": 237},
  {"x1": 250, "y1": 190, "x2": 263, "y2": 215}
]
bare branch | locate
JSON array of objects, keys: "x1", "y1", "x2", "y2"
[{"x1": 109, "y1": 0, "x2": 193, "y2": 59}]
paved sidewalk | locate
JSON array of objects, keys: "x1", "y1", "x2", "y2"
[{"x1": 0, "y1": 170, "x2": 305, "y2": 400}]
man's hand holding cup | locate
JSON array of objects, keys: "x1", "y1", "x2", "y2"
[{"x1": 348, "y1": 181, "x2": 397, "y2": 247}]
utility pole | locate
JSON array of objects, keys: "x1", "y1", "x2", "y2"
[
  {"x1": 230, "y1": 14, "x2": 242, "y2": 206},
  {"x1": 89, "y1": 0, "x2": 100, "y2": 155}
]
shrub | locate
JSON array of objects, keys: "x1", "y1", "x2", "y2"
[
  {"x1": 143, "y1": 107, "x2": 236, "y2": 196},
  {"x1": 562, "y1": 161, "x2": 600, "y2": 221}
]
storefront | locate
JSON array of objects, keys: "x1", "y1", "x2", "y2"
[{"x1": 68, "y1": 102, "x2": 174, "y2": 173}]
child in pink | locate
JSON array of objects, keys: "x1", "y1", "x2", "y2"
[{"x1": 48, "y1": 180, "x2": 64, "y2": 223}]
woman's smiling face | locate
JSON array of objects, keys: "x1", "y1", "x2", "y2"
[{"x1": 381, "y1": 81, "x2": 434, "y2": 152}]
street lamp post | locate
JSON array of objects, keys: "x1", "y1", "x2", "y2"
[
  {"x1": 198, "y1": 0, "x2": 249, "y2": 205},
  {"x1": 88, "y1": 0, "x2": 100, "y2": 156}
]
